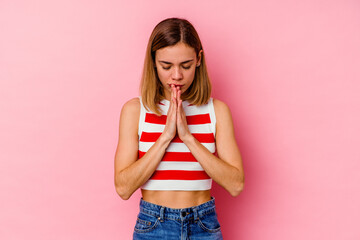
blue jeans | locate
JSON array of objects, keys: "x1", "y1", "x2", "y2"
[{"x1": 133, "y1": 197, "x2": 223, "y2": 240}]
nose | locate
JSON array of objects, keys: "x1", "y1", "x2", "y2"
[{"x1": 171, "y1": 67, "x2": 183, "y2": 80}]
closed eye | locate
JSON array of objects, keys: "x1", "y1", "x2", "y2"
[{"x1": 162, "y1": 66, "x2": 191, "y2": 70}]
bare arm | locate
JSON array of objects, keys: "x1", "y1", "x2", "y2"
[{"x1": 114, "y1": 92, "x2": 178, "y2": 200}]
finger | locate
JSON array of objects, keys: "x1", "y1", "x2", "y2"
[
  {"x1": 176, "y1": 86, "x2": 180, "y2": 99},
  {"x1": 171, "y1": 85, "x2": 177, "y2": 109},
  {"x1": 172, "y1": 85, "x2": 177, "y2": 106},
  {"x1": 173, "y1": 85, "x2": 177, "y2": 102},
  {"x1": 171, "y1": 84, "x2": 174, "y2": 103},
  {"x1": 167, "y1": 85, "x2": 174, "y2": 119},
  {"x1": 172, "y1": 87, "x2": 177, "y2": 117},
  {"x1": 178, "y1": 99, "x2": 182, "y2": 111},
  {"x1": 168, "y1": 85, "x2": 172, "y2": 115},
  {"x1": 177, "y1": 95, "x2": 183, "y2": 117},
  {"x1": 172, "y1": 94, "x2": 177, "y2": 112},
  {"x1": 170, "y1": 96, "x2": 175, "y2": 116},
  {"x1": 176, "y1": 86, "x2": 181, "y2": 106}
]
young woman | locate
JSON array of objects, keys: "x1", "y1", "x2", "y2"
[{"x1": 114, "y1": 17, "x2": 244, "y2": 240}]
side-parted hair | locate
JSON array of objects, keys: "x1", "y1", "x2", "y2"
[{"x1": 140, "y1": 17, "x2": 212, "y2": 116}]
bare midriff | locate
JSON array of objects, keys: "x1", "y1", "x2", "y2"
[{"x1": 141, "y1": 189, "x2": 212, "y2": 209}]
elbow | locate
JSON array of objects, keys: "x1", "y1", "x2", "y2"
[
  {"x1": 230, "y1": 177, "x2": 244, "y2": 197},
  {"x1": 114, "y1": 176, "x2": 132, "y2": 200},
  {"x1": 116, "y1": 187, "x2": 131, "y2": 200},
  {"x1": 115, "y1": 184, "x2": 132, "y2": 200}
]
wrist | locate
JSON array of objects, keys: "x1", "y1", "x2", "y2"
[
  {"x1": 181, "y1": 133, "x2": 195, "y2": 145},
  {"x1": 158, "y1": 133, "x2": 173, "y2": 146}
]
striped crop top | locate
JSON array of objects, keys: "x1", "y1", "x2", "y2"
[{"x1": 138, "y1": 96, "x2": 217, "y2": 191}]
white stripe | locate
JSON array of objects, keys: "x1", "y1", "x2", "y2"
[
  {"x1": 139, "y1": 142, "x2": 216, "y2": 153},
  {"x1": 188, "y1": 124, "x2": 212, "y2": 133},
  {"x1": 156, "y1": 162, "x2": 204, "y2": 171},
  {"x1": 157, "y1": 100, "x2": 209, "y2": 115},
  {"x1": 141, "y1": 179, "x2": 212, "y2": 190},
  {"x1": 158, "y1": 104, "x2": 169, "y2": 115},
  {"x1": 142, "y1": 122, "x2": 165, "y2": 132},
  {"x1": 139, "y1": 142, "x2": 189, "y2": 152},
  {"x1": 146, "y1": 105, "x2": 210, "y2": 117},
  {"x1": 167, "y1": 142, "x2": 216, "y2": 153},
  {"x1": 142, "y1": 122, "x2": 211, "y2": 133},
  {"x1": 184, "y1": 105, "x2": 210, "y2": 115}
]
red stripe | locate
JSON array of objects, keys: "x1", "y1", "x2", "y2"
[
  {"x1": 145, "y1": 113, "x2": 211, "y2": 125},
  {"x1": 145, "y1": 113, "x2": 167, "y2": 124},
  {"x1": 139, "y1": 151, "x2": 198, "y2": 162},
  {"x1": 140, "y1": 132, "x2": 162, "y2": 142},
  {"x1": 150, "y1": 170, "x2": 210, "y2": 180},
  {"x1": 139, "y1": 151, "x2": 145, "y2": 159},
  {"x1": 140, "y1": 132, "x2": 214, "y2": 143},
  {"x1": 191, "y1": 133, "x2": 214, "y2": 143},
  {"x1": 187, "y1": 114, "x2": 211, "y2": 125}
]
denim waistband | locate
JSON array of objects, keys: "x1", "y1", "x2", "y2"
[{"x1": 139, "y1": 197, "x2": 216, "y2": 222}]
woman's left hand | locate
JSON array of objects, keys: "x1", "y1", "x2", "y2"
[{"x1": 175, "y1": 86, "x2": 192, "y2": 142}]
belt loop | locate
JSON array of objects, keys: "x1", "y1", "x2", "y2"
[
  {"x1": 159, "y1": 207, "x2": 165, "y2": 222},
  {"x1": 192, "y1": 206, "x2": 199, "y2": 221}
]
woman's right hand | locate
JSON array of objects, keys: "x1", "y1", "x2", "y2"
[{"x1": 160, "y1": 84, "x2": 177, "y2": 143}]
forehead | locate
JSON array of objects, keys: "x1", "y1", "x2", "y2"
[{"x1": 155, "y1": 42, "x2": 196, "y2": 62}]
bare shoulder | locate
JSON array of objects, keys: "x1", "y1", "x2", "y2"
[
  {"x1": 118, "y1": 97, "x2": 140, "y2": 135},
  {"x1": 212, "y1": 98, "x2": 232, "y2": 120},
  {"x1": 122, "y1": 97, "x2": 140, "y2": 112},
  {"x1": 121, "y1": 97, "x2": 140, "y2": 119}
]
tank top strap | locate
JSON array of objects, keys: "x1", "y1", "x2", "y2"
[
  {"x1": 208, "y1": 97, "x2": 217, "y2": 137},
  {"x1": 138, "y1": 96, "x2": 146, "y2": 140}
]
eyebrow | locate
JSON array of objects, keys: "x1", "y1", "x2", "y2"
[{"x1": 158, "y1": 59, "x2": 194, "y2": 64}]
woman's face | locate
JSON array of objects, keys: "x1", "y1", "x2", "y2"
[{"x1": 155, "y1": 42, "x2": 202, "y2": 100}]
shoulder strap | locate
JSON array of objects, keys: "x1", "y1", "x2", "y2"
[
  {"x1": 138, "y1": 96, "x2": 146, "y2": 140},
  {"x1": 208, "y1": 97, "x2": 217, "y2": 137}
]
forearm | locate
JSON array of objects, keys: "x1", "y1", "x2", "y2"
[
  {"x1": 183, "y1": 135, "x2": 244, "y2": 196},
  {"x1": 115, "y1": 135, "x2": 171, "y2": 200}
]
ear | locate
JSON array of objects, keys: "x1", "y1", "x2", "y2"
[{"x1": 197, "y1": 50, "x2": 203, "y2": 67}]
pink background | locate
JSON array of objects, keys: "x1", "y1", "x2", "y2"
[{"x1": 1, "y1": 0, "x2": 359, "y2": 239}]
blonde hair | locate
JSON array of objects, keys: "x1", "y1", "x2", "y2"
[{"x1": 140, "y1": 17, "x2": 212, "y2": 116}]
